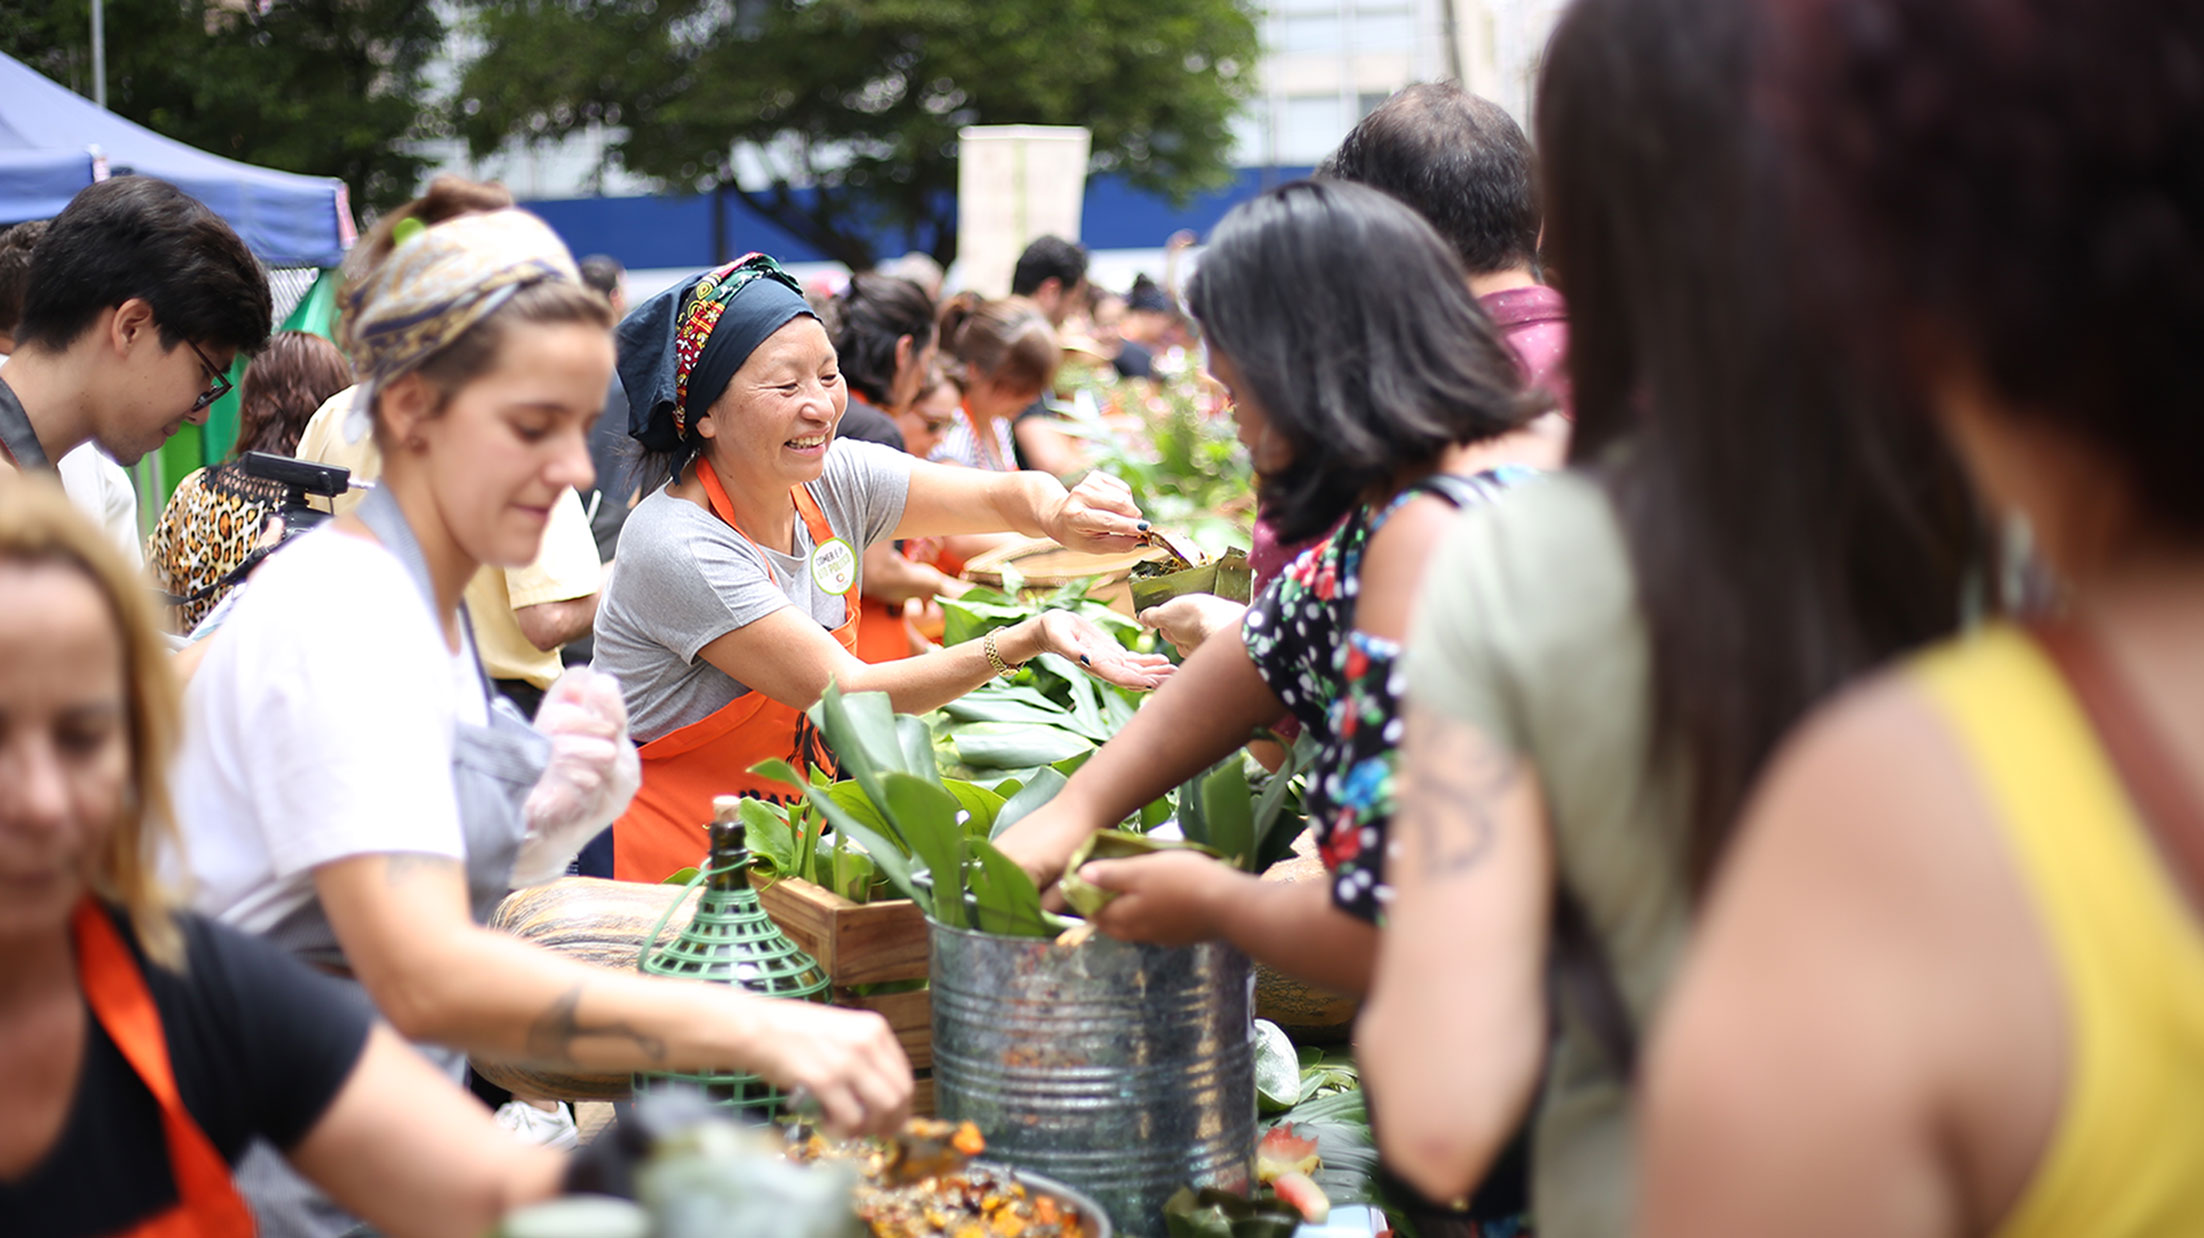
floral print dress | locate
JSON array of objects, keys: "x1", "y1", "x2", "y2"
[{"x1": 1241, "y1": 467, "x2": 1533, "y2": 921}]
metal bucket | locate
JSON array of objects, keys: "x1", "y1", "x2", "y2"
[{"x1": 930, "y1": 923, "x2": 1257, "y2": 1238}]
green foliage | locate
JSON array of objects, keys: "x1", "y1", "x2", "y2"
[
  {"x1": 1176, "y1": 734, "x2": 1316, "y2": 874},
  {"x1": 0, "y1": 0, "x2": 443, "y2": 212},
  {"x1": 448, "y1": 0, "x2": 1260, "y2": 266},
  {"x1": 1057, "y1": 363, "x2": 1254, "y2": 558}
]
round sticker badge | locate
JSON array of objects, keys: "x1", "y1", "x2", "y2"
[{"x1": 811, "y1": 536, "x2": 858, "y2": 595}]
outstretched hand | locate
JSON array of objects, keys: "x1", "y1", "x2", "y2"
[
  {"x1": 1047, "y1": 472, "x2": 1148, "y2": 552},
  {"x1": 1035, "y1": 609, "x2": 1174, "y2": 691}
]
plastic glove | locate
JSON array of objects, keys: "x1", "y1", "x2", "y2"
[{"x1": 514, "y1": 666, "x2": 641, "y2": 886}]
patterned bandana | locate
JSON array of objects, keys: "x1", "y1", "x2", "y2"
[
  {"x1": 670, "y1": 253, "x2": 807, "y2": 438},
  {"x1": 335, "y1": 209, "x2": 581, "y2": 443}
]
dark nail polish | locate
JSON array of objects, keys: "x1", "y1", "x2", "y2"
[
  {"x1": 1079, "y1": 653, "x2": 1092, "y2": 666},
  {"x1": 1137, "y1": 521, "x2": 1151, "y2": 531}
]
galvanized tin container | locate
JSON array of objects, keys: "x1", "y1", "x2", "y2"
[{"x1": 930, "y1": 923, "x2": 1257, "y2": 1238}]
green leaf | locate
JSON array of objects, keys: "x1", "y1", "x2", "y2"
[
  {"x1": 881, "y1": 773, "x2": 968, "y2": 928},
  {"x1": 809, "y1": 683, "x2": 904, "y2": 808},
  {"x1": 823, "y1": 781, "x2": 902, "y2": 851},
  {"x1": 992, "y1": 767, "x2": 1070, "y2": 836},
  {"x1": 943, "y1": 780, "x2": 1008, "y2": 838},
  {"x1": 1251, "y1": 760, "x2": 1309, "y2": 874},
  {"x1": 753, "y1": 758, "x2": 919, "y2": 904},
  {"x1": 740, "y1": 798, "x2": 798, "y2": 877},
  {"x1": 1138, "y1": 794, "x2": 1176, "y2": 830},
  {"x1": 896, "y1": 714, "x2": 944, "y2": 789},
  {"x1": 1202, "y1": 757, "x2": 1257, "y2": 869},
  {"x1": 964, "y1": 838, "x2": 1054, "y2": 937},
  {"x1": 661, "y1": 867, "x2": 700, "y2": 886},
  {"x1": 951, "y1": 723, "x2": 1095, "y2": 769}
]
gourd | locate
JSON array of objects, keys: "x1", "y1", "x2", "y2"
[
  {"x1": 476, "y1": 877, "x2": 700, "y2": 1100},
  {"x1": 1250, "y1": 849, "x2": 1360, "y2": 1044}
]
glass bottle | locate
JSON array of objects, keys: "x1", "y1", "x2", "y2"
[{"x1": 635, "y1": 796, "x2": 831, "y2": 1118}]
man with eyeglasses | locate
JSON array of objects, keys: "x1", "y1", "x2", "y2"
[{"x1": 0, "y1": 177, "x2": 271, "y2": 481}]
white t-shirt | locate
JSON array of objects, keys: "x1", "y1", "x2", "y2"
[
  {"x1": 56, "y1": 442, "x2": 144, "y2": 572},
  {"x1": 174, "y1": 525, "x2": 490, "y2": 936}
]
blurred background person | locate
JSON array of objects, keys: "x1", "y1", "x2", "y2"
[
  {"x1": 1641, "y1": 1, "x2": 2204, "y2": 1234},
  {"x1": 147, "y1": 331, "x2": 354, "y2": 632},
  {"x1": 1006, "y1": 235, "x2": 1089, "y2": 475}
]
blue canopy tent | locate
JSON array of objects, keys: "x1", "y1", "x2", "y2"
[
  {"x1": 0, "y1": 50, "x2": 354, "y2": 265},
  {"x1": 0, "y1": 50, "x2": 356, "y2": 512}
]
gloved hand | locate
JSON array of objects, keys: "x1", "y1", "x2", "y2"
[{"x1": 514, "y1": 666, "x2": 641, "y2": 886}]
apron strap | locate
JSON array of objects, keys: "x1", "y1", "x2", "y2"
[
  {"x1": 0, "y1": 375, "x2": 51, "y2": 471},
  {"x1": 356, "y1": 483, "x2": 500, "y2": 702},
  {"x1": 73, "y1": 901, "x2": 256, "y2": 1238},
  {"x1": 696, "y1": 460, "x2": 850, "y2": 624}
]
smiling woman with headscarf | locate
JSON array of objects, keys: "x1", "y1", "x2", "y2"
[{"x1": 587, "y1": 254, "x2": 1172, "y2": 883}]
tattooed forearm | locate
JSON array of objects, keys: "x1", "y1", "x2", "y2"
[
  {"x1": 1397, "y1": 705, "x2": 1522, "y2": 879},
  {"x1": 524, "y1": 983, "x2": 669, "y2": 1065}
]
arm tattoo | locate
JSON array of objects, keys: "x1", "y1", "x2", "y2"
[
  {"x1": 381, "y1": 852, "x2": 462, "y2": 888},
  {"x1": 1400, "y1": 708, "x2": 1522, "y2": 879},
  {"x1": 524, "y1": 983, "x2": 668, "y2": 1066}
]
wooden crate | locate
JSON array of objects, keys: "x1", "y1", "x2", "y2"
[{"x1": 752, "y1": 876, "x2": 936, "y2": 1086}]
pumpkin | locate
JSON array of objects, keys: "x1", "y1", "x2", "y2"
[
  {"x1": 475, "y1": 876, "x2": 701, "y2": 1101},
  {"x1": 1252, "y1": 843, "x2": 1361, "y2": 1043}
]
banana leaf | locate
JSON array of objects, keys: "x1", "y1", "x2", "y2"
[
  {"x1": 1201, "y1": 758, "x2": 1257, "y2": 869},
  {"x1": 951, "y1": 722, "x2": 1095, "y2": 769},
  {"x1": 751, "y1": 758, "x2": 919, "y2": 905},
  {"x1": 945, "y1": 779, "x2": 1008, "y2": 838},
  {"x1": 807, "y1": 684, "x2": 905, "y2": 811},
  {"x1": 992, "y1": 766, "x2": 1069, "y2": 836},
  {"x1": 895, "y1": 714, "x2": 944, "y2": 789},
  {"x1": 964, "y1": 837, "x2": 1056, "y2": 936},
  {"x1": 882, "y1": 772, "x2": 968, "y2": 929},
  {"x1": 739, "y1": 798, "x2": 798, "y2": 878}
]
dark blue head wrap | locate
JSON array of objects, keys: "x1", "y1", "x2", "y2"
[{"x1": 616, "y1": 254, "x2": 814, "y2": 452}]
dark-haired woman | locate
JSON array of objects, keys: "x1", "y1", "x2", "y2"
[
  {"x1": 590, "y1": 255, "x2": 1171, "y2": 884},
  {"x1": 147, "y1": 331, "x2": 354, "y2": 632},
  {"x1": 823, "y1": 273, "x2": 969, "y2": 663},
  {"x1": 995, "y1": 179, "x2": 1538, "y2": 996},
  {"x1": 1643, "y1": 1, "x2": 2204, "y2": 1233},
  {"x1": 1352, "y1": 0, "x2": 1981, "y2": 1232}
]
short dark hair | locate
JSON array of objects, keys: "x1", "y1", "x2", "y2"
[
  {"x1": 16, "y1": 177, "x2": 271, "y2": 356},
  {"x1": 578, "y1": 254, "x2": 625, "y2": 299},
  {"x1": 0, "y1": 219, "x2": 50, "y2": 338},
  {"x1": 825, "y1": 273, "x2": 937, "y2": 408},
  {"x1": 1779, "y1": 0, "x2": 2204, "y2": 538},
  {"x1": 234, "y1": 331, "x2": 354, "y2": 458},
  {"x1": 1010, "y1": 235, "x2": 1088, "y2": 297},
  {"x1": 1187, "y1": 179, "x2": 1536, "y2": 543},
  {"x1": 1319, "y1": 83, "x2": 1541, "y2": 277}
]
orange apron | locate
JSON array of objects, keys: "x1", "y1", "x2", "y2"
[
  {"x1": 74, "y1": 899, "x2": 257, "y2": 1238},
  {"x1": 612, "y1": 464, "x2": 860, "y2": 882},
  {"x1": 856, "y1": 594, "x2": 919, "y2": 663}
]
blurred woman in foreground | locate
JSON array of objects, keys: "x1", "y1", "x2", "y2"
[
  {"x1": 1643, "y1": 1, "x2": 2204, "y2": 1233},
  {"x1": 0, "y1": 480, "x2": 560, "y2": 1238}
]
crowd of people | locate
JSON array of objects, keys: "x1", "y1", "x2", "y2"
[{"x1": 3, "y1": 0, "x2": 2200, "y2": 1233}]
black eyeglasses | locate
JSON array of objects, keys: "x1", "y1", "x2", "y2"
[{"x1": 186, "y1": 339, "x2": 233, "y2": 413}]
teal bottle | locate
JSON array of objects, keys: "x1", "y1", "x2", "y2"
[{"x1": 635, "y1": 795, "x2": 830, "y2": 1118}]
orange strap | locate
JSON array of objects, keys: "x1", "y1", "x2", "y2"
[
  {"x1": 612, "y1": 466, "x2": 862, "y2": 881},
  {"x1": 75, "y1": 900, "x2": 256, "y2": 1238}
]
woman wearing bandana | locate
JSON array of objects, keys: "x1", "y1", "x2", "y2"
[
  {"x1": 173, "y1": 188, "x2": 915, "y2": 1235},
  {"x1": 589, "y1": 255, "x2": 1172, "y2": 884}
]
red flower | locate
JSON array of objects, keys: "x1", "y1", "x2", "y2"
[{"x1": 1344, "y1": 643, "x2": 1370, "y2": 680}]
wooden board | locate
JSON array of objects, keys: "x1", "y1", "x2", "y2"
[
  {"x1": 754, "y1": 877, "x2": 929, "y2": 987},
  {"x1": 962, "y1": 535, "x2": 1165, "y2": 587}
]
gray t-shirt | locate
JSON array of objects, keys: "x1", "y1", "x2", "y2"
[{"x1": 594, "y1": 439, "x2": 913, "y2": 741}]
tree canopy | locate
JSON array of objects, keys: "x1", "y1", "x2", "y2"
[
  {"x1": 0, "y1": 0, "x2": 443, "y2": 215},
  {"x1": 453, "y1": 0, "x2": 1260, "y2": 267}
]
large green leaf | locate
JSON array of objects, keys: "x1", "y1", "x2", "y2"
[
  {"x1": 751, "y1": 759, "x2": 918, "y2": 904},
  {"x1": 944, "y1": 780, "x2": 1008, "y2": 838},
  {"x1": 1251, "y1": 743, "x2": 1312, "y2": 873},
  {"x1": 964, "y1": 837, "x2": 1054, "y2": 936},
  {"x1": 882, "y1": 773, "x2": 968, "y2": 928},
  {"x1": 952, "y1": 723, "x2": 1095, "y2": 769},
  {"x1": 992, "y1": 766, "x2": 1070, "y2": 836},
  {"x1": 807, "y1": 683, "x2": 896, "y2": 810},
  {"x1": 895, "y1": 714, "x2": 945, "y2": 789},
  {"x1": 823, "y1": 781, "x2": 902, "y2": 852},
  {"x1": 1201, "y1": 758, "x2": 1257, "y2": 868},
  {"x1": 739, "y1": 797, "x2": 798, "y2": 877}
]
